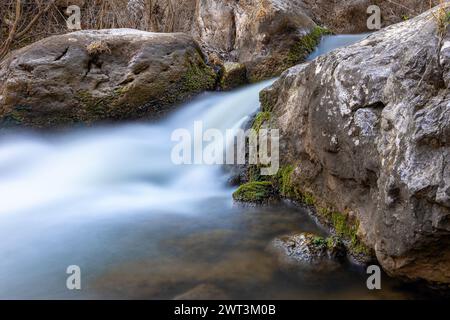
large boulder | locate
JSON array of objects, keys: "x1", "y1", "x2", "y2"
[
  {"x1": 260, "y1": 8, "x2": 450, "y2": 285},
  {"x1": 2, "y1": 1, "x2": 438, "y2": 86},
  {"x1": 0, "y1": 29, "x2": 216, "y2": 128}
]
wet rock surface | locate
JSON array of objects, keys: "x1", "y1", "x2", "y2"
[{"x1": 220, "y1": 62, "x2": 248, "y2": 90}]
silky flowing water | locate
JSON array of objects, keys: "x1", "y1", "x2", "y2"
[{"x1": 0, "y1": 34, "x2": 428, "y2": 299}]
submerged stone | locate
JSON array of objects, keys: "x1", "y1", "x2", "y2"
[{"x1": 269, "y1": 233, "x2": 346, "y2": 272}]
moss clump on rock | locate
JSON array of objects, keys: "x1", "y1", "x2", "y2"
[
  {"x1": 275, "y1": 165, "x2": 295, "y2": 197},
  {"x1": 274, "y1": 164, "x2": 315, "y2": 206},
  {"x1": 311, "y1": 235, "x2": 345, "y2": 259},
  {"x1": 270, "y1": 232, "x2": 346, "y2": 270},
  {"x1": 232, "y1": 181, "x2": 276, "y2": 203},
  {"x1": 182, "y1": 61, "x2": 217, "y2": 93},
  {"x1": 252, "y1": 111, "x2": 271, "y2": 133},
  {"x1": 312, "y1": 236, "x2": 327, "y2": 247},
  {"x1": 318, "y1": 207, "x2": 373, "y2": 259}
]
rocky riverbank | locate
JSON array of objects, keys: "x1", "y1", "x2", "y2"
[{"x1": 237, "y1": 7, "x2": 450, "y2": 287}]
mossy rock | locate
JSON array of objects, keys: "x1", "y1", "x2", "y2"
[
  {"x1": 246, "y1": 26, "x2": 331, "y2": 82},
  {"x1": 259, "y1": 88, "x2": 278, "y2": 113},
  {"x1": 181, "y1": 60, "x2": 217, "y2": 94},
  {"x1": 239, "y1": 160, "x2": 375, "y2": 263},
  {"x1": 232, "y1": 181, "x2": 276, "y2": 203},
  {"x1": 0, "y1": 30, "x2": 218, "y2": 128},
  {"x1": 318, "y1": 207, "x2": 374, "y2": 263}
]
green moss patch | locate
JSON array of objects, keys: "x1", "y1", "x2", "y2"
[
  {"x1": 318, "y1": 207, "x2": 372, "y2": 257},
  {"x1": 232, "y1": 181, "x2": 276, "y2": 203},
  {"x1": 242, "y1": 160, "x2": 374, "y2": 261},
  {"x1": 182, "y1": 61, "x2": 217, "y2": 93}
]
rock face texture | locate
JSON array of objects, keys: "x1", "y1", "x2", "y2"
[
  {"x1": 0, "y1": 30, "x2": 216, "y2": 128},
  {"x1": 131, "y1": 0, "x2": 439, "y2": 80},
  {"x1": 260, "y1": 9, "x2": 450, "y2": 285}
]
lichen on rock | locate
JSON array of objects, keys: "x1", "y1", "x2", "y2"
[{"x1": 232, "y1": 181, "x2": 276, "y2": 203}]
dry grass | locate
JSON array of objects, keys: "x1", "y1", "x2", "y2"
[
  {"x1": 430, "y1": 0, "x2": 450, "y2": 38},
  {"x1": 0, "y1": 0, "x2": 178, "y2": 60},
  {"x1": 86, "y1": 40, "x2": 111, "y2": 55}
]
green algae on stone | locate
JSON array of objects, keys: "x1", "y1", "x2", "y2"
[
  {"x1": 252, "y1": 111, "x2": 271, "y2": 133},
  {"x1": 251, "y1": 160, "x2": 373, "y2": 261},
  {"x1": 318, "y1": 207, "x2": 373, "y2": 258},
  {"x1": 182, "y1": 61, "x2": 217, "y2": 93},
  {"x1": 232, "y1": 181, "x2": 275, "y2": 203},
  {"x1": 75, "y1": 89, "x2": 123, "y2": 121}
]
